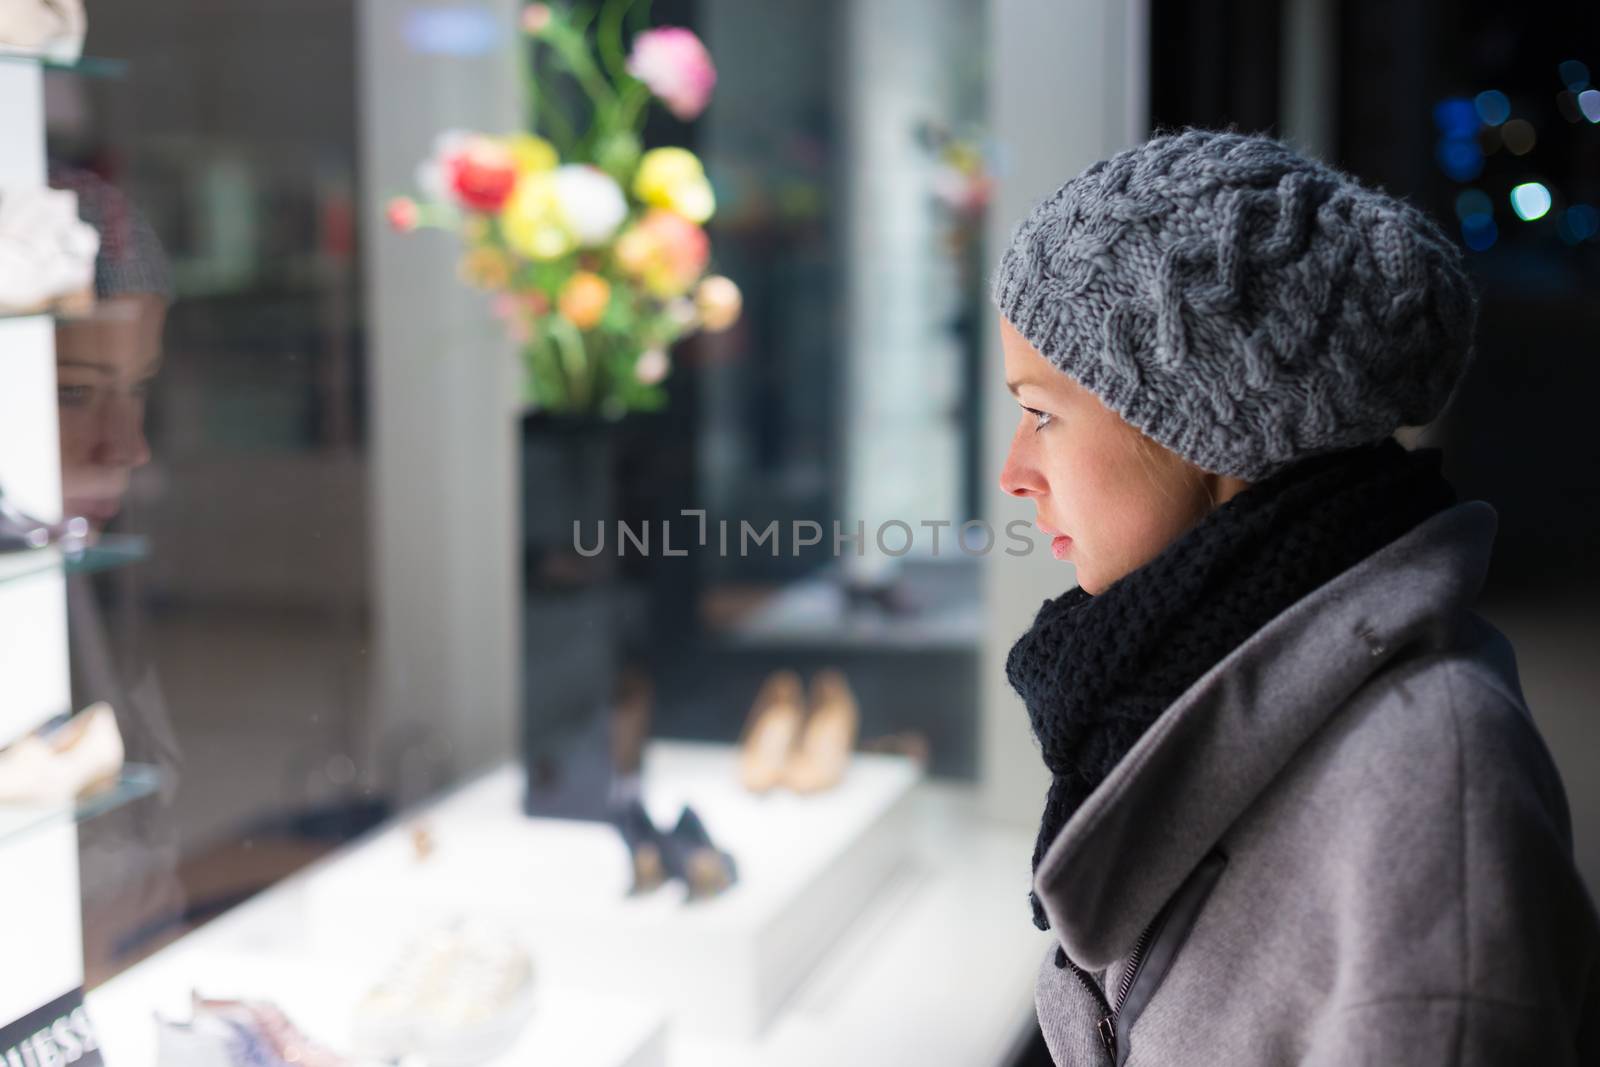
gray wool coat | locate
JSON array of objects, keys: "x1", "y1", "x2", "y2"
[{"x1": 1032, "y1": 500, "x2": 1600, "y2": 1066}]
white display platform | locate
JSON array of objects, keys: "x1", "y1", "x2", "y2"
[
  {"x1": 304, "y1": 742, "x2": 923, "y2": 1039},
  {"x1": 667, "y1": 783, "x2": 1051, "y2": 1067},
  {"x1": 89, "y1": 947, "x2": 666, "y2": 1067}
]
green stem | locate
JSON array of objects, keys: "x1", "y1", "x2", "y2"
[
  {"x1": 617, "y1": 80, "x2": 650, "y2": 135},
  {"x1": 545, "y1": 23, "x2": 616, "y2": 114},
  {"x1": 597, "y1": 0, "x2": 636, "y2": 83},
  {"x1": 540, "y1": 91, "x2": 581, "y2": 153},
  {"x1": 549, "y1": 315, "x2": 592, "y2": 410}
]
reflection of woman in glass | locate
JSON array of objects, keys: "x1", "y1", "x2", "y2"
[
  {"x1": 993, "y1": 130, "x2": 1598, "y2": 1064},
  {"x1": 50, "y1": 163, "x2": 184, "y2": 982}
]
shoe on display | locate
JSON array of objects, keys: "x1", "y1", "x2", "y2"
[
  {"x1": 192, "y1": 993, "x2": 388, "y2": 1067},
  {"x1": 0, "y1": 483, "x2": 90, "y2": 555},
  {"x1": 782, "y1": 668, "x2": 860, "y2": 794},
  {"x1": 0, "y1": 700, "x2": 123, "y2": 805},
  {"x1": 154, "y1": 1009, "x2": 274, "y2": 1067},
  {"x1": 353, "y1": 920, "x2": 535, "y2": 1067},
  {"x1": 736, "y1": 669, "x2": 805, "y2": 793},
  {"x1": 0, "y1": 185, "x2": 99, "y2": 317},
  {"x1": 664, "y1": 805, "x2": 738, "y2": 902},
  {"x1": 0, "y1": 0, "x2": 87, "y2": 63},
  {"x1": 612, "y1": 796, "x2": 670, "y2": 895}
]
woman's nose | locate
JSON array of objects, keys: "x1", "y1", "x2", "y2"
[
  {"x1": 95, "y1": 398, "x2": 152, "y2": 469},
  {"x1": 999, "y1": 423, "x2": 1042, "y2": 498}
]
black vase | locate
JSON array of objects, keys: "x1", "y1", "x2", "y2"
[{"x1": 520, "y1": 413, "x2": 621, "y2": 820}]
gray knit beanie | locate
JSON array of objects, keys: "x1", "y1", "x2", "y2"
[{"x1": 990, "y1": 128, "x2": 1477, "y2": 481}]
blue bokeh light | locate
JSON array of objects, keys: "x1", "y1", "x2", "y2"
[
  {"x1": 1558, "y1": 59, "x2": 1591, "y2": 92},
  {"x1": 1432, "y1": 97, "x2": 1480, "y2": 139},
  {"x1": 1454, "y1": 189, "x2": 1493, "y2": 221},
  {"x1": 1474, "y1": 90, "x2": 1511, "y2": 126},
  {"x1": 1510, "y1": 182, "x2": 1553, "y2": 221},
  {"x1": 1558, "y1": 204, "x2": 1599, "y2": 244},
  {"x1": 1461, "y1": 215, "x2": 1498, "y2": 252},
  {"x1": 1435, "y1": 137, "x2": 1485, "y2": 182}
]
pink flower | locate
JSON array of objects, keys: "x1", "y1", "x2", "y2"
[
  {"x1": 386, "y1": 196, "x2": 419, "y2": 233},
  {"x1": 521, "y1": 4, "x2": 551, "y2": 34},
  {"x1": 626, "y1": 28, "x2": 717, "y2": 121}
]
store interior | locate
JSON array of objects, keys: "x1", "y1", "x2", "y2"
[{"x1": 1, "y1": 1, "x2": 1597, "y2": 1065}]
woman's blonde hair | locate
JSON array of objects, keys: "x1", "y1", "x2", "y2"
[{"x1": 1130, "y1": 430, "x2": 1221, "y2": 512}]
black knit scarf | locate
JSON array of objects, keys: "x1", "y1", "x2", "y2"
[{"x1": 1006, "y1": 437, "x2": 1458, "y2": 935}]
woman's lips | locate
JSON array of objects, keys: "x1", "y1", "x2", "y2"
[
  {"x1": 1050, "y1": 535, "x2": 1072, "y2": 561},
  {"x1": 65, "y1": 497, "x2": 122, "y2": 522}
]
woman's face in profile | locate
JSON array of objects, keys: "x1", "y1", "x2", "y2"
[
  {"x1": 55, "y1": 292, "x2": 166, "y2": 529},
  {"x1": 996, "y1": 314, "x2": 1240, "y2": 594}
]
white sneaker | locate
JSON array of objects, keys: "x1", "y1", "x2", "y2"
[
  {"x1": 0, "y1": 186, "x2": 99, "y2": 317},
  {"x1": 0, "y1": 0, "x2": 87, "y2": 63},
  {"x1": 354, "y1": 920, "x2": 535, "y2": 1067},
  {"x1": 0, "y1": 701, "x2": 124, "y2": 806}
]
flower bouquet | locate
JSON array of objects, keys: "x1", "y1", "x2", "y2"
[{"x1": 387, "y1": 1, "x2": 741, "y2": 418}]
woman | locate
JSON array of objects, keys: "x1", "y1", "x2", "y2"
[{"x1": 992, "y1": 129, "x2": 1599, "y2": 1065}]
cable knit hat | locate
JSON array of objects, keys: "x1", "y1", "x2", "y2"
[{"x1": 991, "y1": 128, "x2": 1477, "y2": 481}]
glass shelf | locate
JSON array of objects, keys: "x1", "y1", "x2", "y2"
[
  {"x1": 0, "y1": 534, "x2": 149, "y2": 587},
  {"x1": 0, "y1": 764, "x2": 162, "y2": 849},
  {"x1": 0, "y1": 307, "x2": 98, "y2": 326},
  {"x1": 0, "y1": 49, "x2": 127, "y2": 78}
]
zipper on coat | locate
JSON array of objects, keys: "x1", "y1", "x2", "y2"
[
  {"x1": 1060, "y1": 951, "x2": 1118, "y2": 1061},
  {"x1": 1061, "y1": 915, "x2": 1158, "y2": 1062},
  {"x1": 1054, "y1": 850, "x2": 1229, "y2": 1064}
]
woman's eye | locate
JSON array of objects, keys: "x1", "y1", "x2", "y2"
[
  {"x1": 1022, "y1": 405, "x2": 1053, "y2": 432},
  {"x1": 58, "y1": 385, "x2": 92, "y2": 407}
]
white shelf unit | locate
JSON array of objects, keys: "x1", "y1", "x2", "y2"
[{"x1": 0, "y1": 56, "x2": 87, "y2": 1039}]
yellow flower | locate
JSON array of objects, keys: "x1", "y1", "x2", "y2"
[
  {"x1": 558, "y1": 272, "x2": 611, "y2": 330},
  {"x1": 505, "y1": 133, "x2": 558, "y2": 175},
  {"x1": 633, "y1": 147, "x2": 715, "y2": 223},
  {"x1": 458, "y1": 247, "x2": 512, "y2": 289},
  {"x1": 500, "y1": 171, "x2": 574, "y2": 260}
]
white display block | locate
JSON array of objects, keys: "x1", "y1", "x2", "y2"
[
  {"x1": 305, "y1": 743, "x2": 923, "y2": 1039},
  {"x1": 0, "y1": 820, "x2": 81, "y2": 1029},
  {"x1": 0, "y1": 311, "x2": 72, "y2": 751},
  {"x1": 88, "y1": 947, "x2": 667, "y2": 1067}
]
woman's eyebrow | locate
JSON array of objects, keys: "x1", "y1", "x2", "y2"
[{"x1": 56, "y1": 361, "x2": 115, "y2": 375}]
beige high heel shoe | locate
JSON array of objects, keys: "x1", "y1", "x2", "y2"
[
  {"x1": 0, "y1": 701, "x2": 124, "y2": 805},
  {"x1": 783, "y1": 669, "x2": 859, "y2": 794},
  {"x1": 738, "y1": 670, "x2": 805, "y2": 793}
]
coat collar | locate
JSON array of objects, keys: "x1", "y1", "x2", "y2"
[{"x1": 1032, "y1": 500, "x2": 1500, "y2": 970}]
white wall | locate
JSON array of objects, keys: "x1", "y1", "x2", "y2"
[{"x1": 979, "y1": 0, "x2": 1148, "y2": 823}]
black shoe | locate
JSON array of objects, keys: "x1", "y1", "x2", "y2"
[
  {"x1": 612, "y1": 798, "x2": 669, "y2": 896},
  {"x1": 665, "y1": 806, "x2": 738, "y2": 902}
]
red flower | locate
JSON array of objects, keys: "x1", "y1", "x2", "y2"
[{"x1": 447, "y1": 139, "x2": 519, "y2": 213}]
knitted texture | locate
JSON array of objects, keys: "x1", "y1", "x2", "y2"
[
  {"x1": 1004, "y1": 437, "x2": 1458, "y2": 943},
  {"x1": 990, "y1": 129, "x2": 1477, "y2": 480},
  {"x1": 49, "y1": 162, "x2": 174, "y2": 301}
]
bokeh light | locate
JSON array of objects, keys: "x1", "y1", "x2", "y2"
[
  {"x1": 1558, "y1": 59, "x2": 1591, "y2": 91},
  {"x1": 1432, "y1": 97, "x2": 1480, "y2": 138},
  {"x1": 1474, "y1": 90, "x2": 1511, "y2": 125},
  {"x1": 1558, "y1": 204, "x2": 1599, "y2": 244},
  {"x1": 1435, "y1": 138, "x2": 1484, "y2": 181},
  {"x1": 1510, "y1": 182, "x2": 1553, "y2": 221},
  {"x1": 1579, "y1": 89, "x2": 1600, "y2": 124},
  {"x1": 1461, "y1": 214, "x2": 1498, "y2": 251},
  {"x1": 1454, "y1": 189, "x2": 1493, "y2": 221},
  {"x1": 1501, "y1": 118, "x2": 1537, "y2": 155}
]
